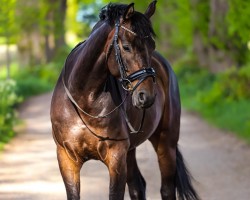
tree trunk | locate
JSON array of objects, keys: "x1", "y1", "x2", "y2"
[
  {"x1": 207, "y1": 0, "x2": 235, "y2": 72},
  {"x1": 190, "y1": 0, "x2": 210, "y2": 69},
  {"x1": 44, "y1": 0, "x2": 67, "y2": 62},
  {"x1": 6, "y1": 36, "x2": 10, "y2": 79},
  {"x1": 16, "y1": 0, "x2": 44, "y2": 67},
  {"x1": 54, "y1": 0, "x2": 67, "y2": 48},
  {"x1": 193, "y1": 31, "x2": 209, "y2": 68}
]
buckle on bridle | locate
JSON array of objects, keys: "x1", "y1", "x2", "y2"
[{"x1": 121, "y1": 78, "x2": 133, "y2": 91}]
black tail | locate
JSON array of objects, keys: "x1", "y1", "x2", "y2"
[{"x1": 176, "y1": 147, "x2": 200, "y2": 200}]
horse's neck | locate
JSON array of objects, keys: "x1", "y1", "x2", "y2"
[{"x1": 67, "y1": 23, "x2": 112, "y2": 107}]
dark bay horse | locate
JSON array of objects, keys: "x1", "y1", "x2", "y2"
[{"x1": 50, "y1": 1, "x2": 199, "y2": 200}]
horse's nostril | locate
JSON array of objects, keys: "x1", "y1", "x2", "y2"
[{"x1": 139, "y1": 92, "x2": 146, "y2": 102}]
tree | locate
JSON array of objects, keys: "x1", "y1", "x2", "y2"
[
  {"x1": 16, "y1": 0, "x2": 44, "y2": 66},
  {"x1": 0, "y1": 0, "x2": 17, "y2": 79},
  {"x1": 41, "y1": 0, "x2": 67, "y2": 62},
  {"x1": 227, "y1": 0, "x2": 250, "y2": 66},
  {"x1": 15, "y1": 0, "x2": 68, "y2": 66},
  {"x1": 191, "y1": 0, "x2": 250, "y2": 72}
]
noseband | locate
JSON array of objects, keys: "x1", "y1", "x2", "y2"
[{"x1": 108, "y1": 20, "x2": 156, "y2": 92}]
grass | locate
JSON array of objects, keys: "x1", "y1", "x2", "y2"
[
  {"x1": 182, "y1": 95, "x2": 250, "y2": 143},
  {"x1": 175, "y1": 62, "x2": 250, "y2": 144},
  {"x1": 0, "y1": 62, "x2": 58, "y2": 98}
]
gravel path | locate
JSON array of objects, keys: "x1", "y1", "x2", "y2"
[{"x1": 0, "y1": 93, "x2": 250, "y2": 200}]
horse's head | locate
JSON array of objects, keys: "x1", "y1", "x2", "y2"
[{"x1": 100, "y1": 1, "x2": 157, "y2": 109}]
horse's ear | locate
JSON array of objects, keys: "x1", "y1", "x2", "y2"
[
  {"x1": 124, "y1": 3, "x2": 134, "y2": 20},
  {"x1": 145, "y1": 0, "x2": 157, "y2": 19}
]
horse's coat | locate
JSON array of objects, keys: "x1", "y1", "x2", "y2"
[{"x1": 50, "y1": 1, "x2": 199, "y2": 200}]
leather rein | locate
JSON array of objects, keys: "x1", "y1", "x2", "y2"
[{"x1": 62, "y1": 20, "x2": 156, "y2": 141}]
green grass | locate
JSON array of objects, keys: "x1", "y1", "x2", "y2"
[
  {"x1": 182, "y1": 96, "x2": 250, "y2": 143},
  {"x1": 0, "y1": 62, "x2": 59, "y2": 98},
  {"x1": 175, "y1": 62, "x2": 250, "y2": 143},
  {"x1": 15, "y1": 77, "x2": 53, "y2": 98}
]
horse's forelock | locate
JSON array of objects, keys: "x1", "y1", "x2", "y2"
[
  {"x1": 99, "y1": 3, "x2": 127, "y2": 24},
  {"x1": 99, "y1": 3, "x2": 155, "y2": 39}
]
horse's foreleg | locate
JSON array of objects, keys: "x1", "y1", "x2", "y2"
[
  {"x1": 57, "y1": 146, "x2": 83, "y2": 200},
  {"x1": 126, "y1": 148, "x2": 146, "y2": 200},
  {"x1": 149, "y1": 132, "x2": 177, "y2": 200},
  {"x1": 106, "y1": 143, "x2": 128, "y2": 200}
]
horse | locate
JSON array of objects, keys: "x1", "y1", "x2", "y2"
[{"x1": 50, "y1": 1, "x2": 199, "y2": 200}]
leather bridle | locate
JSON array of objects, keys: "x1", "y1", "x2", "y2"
[{"x1": 108, "y1": 20, "x2": 156, "y2": 92}]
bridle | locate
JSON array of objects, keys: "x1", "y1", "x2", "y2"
[
  {"x1": 62, "y1": 19, "x2": 156, "y2": 140},
  {"x1": 108, "y1": 20, "x2": 156, "y2": 92}
]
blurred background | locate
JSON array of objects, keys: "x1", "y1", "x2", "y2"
[{"x1": 0, "y1": 0, "x2": 249, "y2": 149}]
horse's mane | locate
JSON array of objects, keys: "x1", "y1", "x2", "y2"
[{"x1": 99, "y1": 3, "x2": 156, "y2": 39}]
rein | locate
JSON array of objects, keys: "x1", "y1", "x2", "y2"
[
  {"x1": 62, "y1": 73, "x2": 128, "y2": 119},
  {"x1": 62, "y1": 20, "x2": 156, "y2": 141}
]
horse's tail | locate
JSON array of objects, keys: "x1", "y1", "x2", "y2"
[{"x1": 176, "y1": 147, "x2": 200, "y2": 200}]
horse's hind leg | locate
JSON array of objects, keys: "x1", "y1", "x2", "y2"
[
  {"x1": 126, "y1": 148, "x2": 146, "y2": 200},
  {"x1": 57, "y1": 145, "x2": 83, "y2": 200},
  {"x1": 149, "y1": 132, "x2": 177, "y2": 200}
]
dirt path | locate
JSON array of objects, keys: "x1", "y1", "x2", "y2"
[{"x1": 0, "y1": 93, "x2": 250, "y2": 200}]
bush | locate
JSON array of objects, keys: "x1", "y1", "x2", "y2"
[
  {"x1": 15, "y1": 76, "x2": 53, "y2": 99},
  {"x1": 9, "y1": 60, "x2": 64, "y2": 98},
  {"x1": 199, "y1": 64, "x2": 250, "y2": 106},
  {"x1": 0, "y1": 46, "x2": 68, "y2": 150},
  {"x1": 175, "y1": 62, "x2": 250, "y2": 143},
  {"x1": 0, "y1": 79, "x2": 22, "y2": 149}
]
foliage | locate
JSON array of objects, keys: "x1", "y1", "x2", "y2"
[
  {"x1": 0, "y1": 79, "x2": 22, "y2": 150},
  {"x1": 15, "y1": 75, "x2": 53, "y2": 99},
  {"x1": 199, "y1": 65, "x2": 250, "y2": 105},
  {"x1": 226, "y1": 0, "x2": 250, "y2": 64},
  {"x1": 0, "y1": 0, "x2": 249, "y2": 146},
  {"x1": 0, "y1": 0, "x2": 17, "y2": 43},
  {"x1": 175, "y1": 63, "x2": 250, "y2": 143},
  {"x1": 78, "y1": 1, "x2": 104, "y2": 27},
  {"x1": 0, "y1": 46, "x2": 68, "y2": 149},
  {"x1": 227, "y1": 0, "x2": 250, "y2": 46},
  {"x1": 66, "y1": 0, "x2": 89, "y2": 43}
]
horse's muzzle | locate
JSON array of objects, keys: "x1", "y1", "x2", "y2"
[{"x1": 133, "y1": 90, "x2": 156, "y2": 109}]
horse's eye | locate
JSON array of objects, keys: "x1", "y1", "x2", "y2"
[{"x1": 122, "y1": 45, "x2": 131, "y2": 52}]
